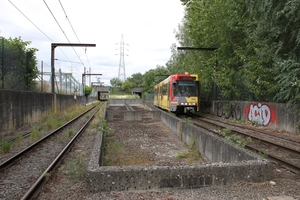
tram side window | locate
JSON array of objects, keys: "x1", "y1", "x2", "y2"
[{"x1": 162, "y1": 84, "x2": 168, "y2": 95}]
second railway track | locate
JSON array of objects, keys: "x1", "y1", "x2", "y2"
[
  {"x1": 0, "y1": 104, "x2": 100, "y2": 200},
  {"x1": 189, "y1": 114, "x2": 300, "y2": 174}
]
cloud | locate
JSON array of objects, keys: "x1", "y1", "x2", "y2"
[{"x1": 0, "y1": 0, "x2": 184, "y2": 86}]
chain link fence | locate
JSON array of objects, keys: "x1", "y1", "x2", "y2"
[
  {"x1": 0, "y1": 37, "x2": 84, "y2": 95},
  {"x1": 36, "y1": 62, "x2": 83, "y2": 95}
]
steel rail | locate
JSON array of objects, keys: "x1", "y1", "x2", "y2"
[
  {"x1": 245, "y1": 145, "x2": 300, "y2": 173},
  {"x1": 21, "y1": 106, "x2": 100, "y2": 200},
  {"x1": 0, "y1": 105, "x2": 96, "y2": 170},
  {"x1": 194, "y1": 117, "x2": 300, "y2": 155},
  {"x1": 191, "y1": 118, "x2": 300, "y2": 173}
]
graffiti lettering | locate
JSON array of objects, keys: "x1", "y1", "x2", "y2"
[{"x1": 244, "y1": 103, "x2": 278, "y2": 126}]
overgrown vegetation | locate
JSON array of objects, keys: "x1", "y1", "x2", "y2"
[
  {"x1": 65, "y1": 152, "x2": 87, "y2": 180},
  {"x1": 176, "y1": 138, "x2": 203, "y2": 162},
  {"x1": 0, "y1": 104, "x2": 93, "y2": 154},
  {"x1": 183, "y1": 117, "x2": 193, "y2": 123},
  {"x1": 258, "y1": 151, "x2": 268, "y2": 159},
  {"x1": 15, "y1": 133, "x2": 23, "y2": 147},
  {"x1": 30, "y1": 126, "x2": 42, "y2": 142},
  {"x1": 0, "y1": 139, "x2": 12, "y2": 153},
  {"x1": 214, "y1": 127, "x2": 246, "y2": 147}
]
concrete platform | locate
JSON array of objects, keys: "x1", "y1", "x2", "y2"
[{"x1": 86, "y1": 99, "x2": 273, "y2": 192}]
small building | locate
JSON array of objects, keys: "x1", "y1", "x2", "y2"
[
  {"x1": 131, "y1": 87, "x2": 143, "y2": 98},
  {"x1": 94, "y1": 86, "x2": 111, "y2": 101}
]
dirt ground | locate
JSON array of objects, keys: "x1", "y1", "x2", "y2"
[{"x1": 104, "y1": 120, "x2": 205, "y2": 166}]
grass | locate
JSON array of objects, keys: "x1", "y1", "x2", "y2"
[
  {"x1": 43, "y1": 104, "x2": 94, "y2": 131},
  {"x1": 100, "y1": 117, "x2": 152, "y2": 166},
  {"x1": 258, "y1": 151, "x2": 268, "y2": 158},
  {"x1": 109, "y1": 94, "x2": 140, "y2": 99},
  {"x1": 103, "y1": 135, "x2": 151, "y2": 166},
  {"x1": 213, "y1": 127, "x2": 231, "y2": 137},
  {"x1": 176, "y1": 139, "x2": 203, "y2": 163},
  {"x1": 176, "y1": 150, "x2": 201, "y2": 162},
  {"x1": 0, "y1": 139, "x2": 12, "y2": 154},
  {"x1": 15, "y1": 132, "x2": 23, "y2": 147},
  {"x1": 183, "y1": 117, "x2": 193, "y2": 123},
  {"x1": 30, "y1": 126, "x2": 42, "y2": 142},
  {"x1": 103, "y1": 135, "x2": 127, "y2": 166},
  {"x1": 214, "y1": 127, "x2": 246, "y2": 147},
  {"x1": 223, "y1": 127, "x2": 231, "y2": 135},
  {"x1": 68, "y1": 130, "x2": 75, "y2": 137},
  {"x1": 251, "y1": 120, "x2": 259, "y2": 126},
  {"x1": 65, "y1": 152, "x2": 87, "y2": 180},
  {"x1": 45, "y1": 115, "x2": 59, "y2": 130}
]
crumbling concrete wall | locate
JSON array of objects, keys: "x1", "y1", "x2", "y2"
[
  {"x1": 87, "y1": 161, "x2": 272, "y2": 192},
  {"x1": 86, "y1": 101, "x2": 273, "y2": 192}
]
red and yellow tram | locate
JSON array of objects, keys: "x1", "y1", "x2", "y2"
[{"x1": 153, "y1": 73, "x2": 200, "y2": 114}]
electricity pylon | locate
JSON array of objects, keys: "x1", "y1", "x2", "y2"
[{"x1": 117, "y1": 34, "x2": 128, "y2": 81}]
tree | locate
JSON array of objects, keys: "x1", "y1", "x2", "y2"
[
  {"x1": 172, "y1": 0, "x2": 263, "y2": 100},
  {"x1": 121, "y1": 80, "x2": 133, "y2": 93},
  {"x1": 0, "y1": 36, "x2": 38, "y2": 90},
  {"x1": 243, "y1": 0, "x2": 300, "y2": 104},
  {"x1": 110, "y1": 77, "x2": 123, "y2": 88},
  {"x1": 127, "y1": 72, "x2": 143, "y2": 87},
  {"x1": 84, "y1": 85, "x2": 93, "y2": 96},
  {"x1": 142, "y1": 65, "x2": 170, "y2": 94}
]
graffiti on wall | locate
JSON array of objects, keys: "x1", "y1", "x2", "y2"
[{"x1": 244, "y1": 103, "x2": 279, "y2": 126}]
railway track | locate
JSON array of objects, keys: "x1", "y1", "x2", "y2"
[
  {"x1": 188, "y1": 114, "x2": 300, "y2": 174},
  {"x1": 0, "y1": 104, "x2": 100, "y2": 200}
]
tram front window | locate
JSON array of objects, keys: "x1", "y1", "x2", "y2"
[{"x1": 173, "y1": 81, "x2": 197, "y2": 97}]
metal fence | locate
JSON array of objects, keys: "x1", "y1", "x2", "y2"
[
  {"x1": 0, "y1": 37, "x2": 33, "y2": 91},
  {"x1": 0, "y1": 37, "x2": 91, "y2": 96},
  {"x1": 36, "y1": 69, "x2": 83, "y2": 95}
]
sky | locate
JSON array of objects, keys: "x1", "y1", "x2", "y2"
[{"x1": 0, "y1": 0, "x2": 185, "y2": 86}]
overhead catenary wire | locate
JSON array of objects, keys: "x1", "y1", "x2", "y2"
[
  {"x1": 8, "y1": 0, "x2": 52, "y2": 42},
  {"x1": 43, "y1": 0, "x2": 85, "y2": 67},
  {"x1": 58, "y1": 0, "x2": 92, "y2": 69},
  {"x1": 8, "y1": 0, "x2": 72, "y2": 64}
]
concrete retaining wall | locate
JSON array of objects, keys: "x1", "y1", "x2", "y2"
[
  {"x1": 212, "y1": 101, "x2": 300, "y2": 134},
  {"x1": 86, "y1": 100, "x2": 273, "y2": 192},
  {"x1": 106, "y1": 99, "x2": 160, "y2": 121},
  {"x1": 160, "y1": 111, "x2": 257, "y2": 163},
  {"x1": 0, "y1": 89, "x2": 96, "y2": 132},
  {"x1": 87, "y1": 161, "x2": 272, "y2": 192}
]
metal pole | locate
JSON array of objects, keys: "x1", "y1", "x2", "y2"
[
  {"x1": 50, "y1": 43, "x2": 96, "y2": 93},
  {"x1": 26, "y1": 52, "x2": 29, "y2": 90},
  {"x1": 51, "y1": 45, "x2": 55, "y2": 93},
  {"x1": 1, "y1": 37, "x2": 4, "y2": 89},
  {"x1": 41, "y1": 61, "x2": 43, "y2": 92}
]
